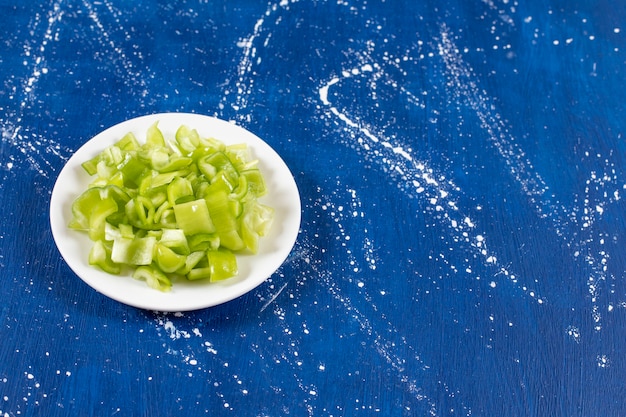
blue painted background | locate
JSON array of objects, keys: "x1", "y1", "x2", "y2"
[{"x1": 2, "y1": 0, "x2": 626, "y2": 415}]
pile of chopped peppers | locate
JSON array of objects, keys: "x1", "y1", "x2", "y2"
[{"x1": 68, "y1": 122, "x2": 274, "y2": 291}]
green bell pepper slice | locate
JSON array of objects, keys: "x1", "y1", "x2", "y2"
[
  {"x1": 173, "y1": 199, "x2": 215, "y2": 235},
  {"x1": 133, "y1": 265, "x2": 171, "y2": 292}
]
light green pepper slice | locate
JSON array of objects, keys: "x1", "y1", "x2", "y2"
[
  {"x1": 88, "y1": 240, "x2": 121, "y2": 274},
  {"x1": 155, "y1": 243, "x2": 186, "y2": 273},
  {"x1": 133, "y1": 265, "x2": 171, "y2": 292},
  {"x1": 111, "y1": 236, "x2": 156, "y2": 265},
  {"x1": 173, "y1": 199, "x2": 215, "y2": 235}
]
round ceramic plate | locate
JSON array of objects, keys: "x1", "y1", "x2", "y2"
[{"x1": 50, "y1": 113, "x2": 301, "y2": 311}]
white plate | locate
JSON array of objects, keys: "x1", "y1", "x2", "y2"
[{"x1": 50, "y1": 113, "x2": 301, "y2": 311}]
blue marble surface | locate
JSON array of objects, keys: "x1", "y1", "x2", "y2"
[{"x1": 2, "y1": 0, "x2": 626, "y2": 415}]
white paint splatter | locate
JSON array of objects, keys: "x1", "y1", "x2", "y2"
[
  {"x1": 296, "y1": 236, "x2": 441, "y2": 415},
  {"x1": 435, "y1": 24, "x2": 624, "y2": 331},
  {"x1": 1, "y1": 2, "x2": 70, "y2": 178},
  {"x1": 316, "y1": 41, "x2": 544, "y2": 304},
  {"x1": 228, "y1": 0, "x2": 300, "y2": 121}
]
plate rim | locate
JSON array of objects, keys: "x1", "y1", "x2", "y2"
[{"x1": 49, "y1": 112, "x2": 301, "y2": 311}]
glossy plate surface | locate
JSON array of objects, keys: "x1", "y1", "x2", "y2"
[{"x1": 50, "y1": 113, "x2": 301, "y2": 311}]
